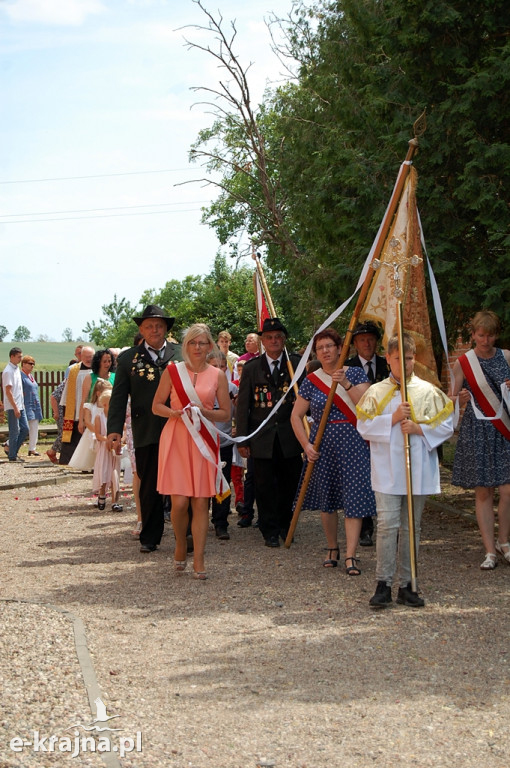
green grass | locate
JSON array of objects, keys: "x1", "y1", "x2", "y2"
[{"x1": 0, "y1": 342, "x2": 79, "y2": 370}]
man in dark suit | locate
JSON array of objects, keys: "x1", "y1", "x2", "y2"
[
  {"x1": 236, "y1": 318, "x2": 303, "y2": 548},
  {"x1": 107, "y1": 305, "x2": 182, "y2": 553},
  {"x1": 347, "y1": 321, "x2": 389, "y2": 546}
]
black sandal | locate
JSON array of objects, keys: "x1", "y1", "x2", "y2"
[
  {"x1": 323, "y1": 546, "x2": 340, "y2": 568},
  {"x1": 345, "y1": 557, "x2": 361, "y2": 576}
]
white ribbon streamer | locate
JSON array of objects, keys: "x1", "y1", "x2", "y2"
[
  {"x1": 467, "y1": 384, "x2": 510, "y2": 422},
  {"x1": 220, "y1": 159, "x2": 454, "y2": 445}
]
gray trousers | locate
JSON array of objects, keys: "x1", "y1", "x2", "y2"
[{"x1": 374, "y1": 492, "x2": 426, "y2": 587}]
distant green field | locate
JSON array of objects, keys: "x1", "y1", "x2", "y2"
[{"x1": 0, "y1": 342, "x2": 79, "y2": 370}]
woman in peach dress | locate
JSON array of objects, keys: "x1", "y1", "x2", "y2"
[{"x1": 153, "y1": 323, "x2": 230, "y2": 579}]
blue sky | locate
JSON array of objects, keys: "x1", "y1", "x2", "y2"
[{"x1": 0, "y1": 0, "x2": 296, "y2": 341}]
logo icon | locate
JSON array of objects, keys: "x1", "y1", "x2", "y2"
[{"x1": 67, "y1": 698, "x2": 122, "y2": 733}]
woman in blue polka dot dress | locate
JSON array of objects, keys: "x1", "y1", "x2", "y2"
[{"x1": 291, "y1": 328, "x2": 376, "y2": 574}]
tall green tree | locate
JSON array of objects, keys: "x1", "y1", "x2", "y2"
[
  {"x1": 275, "y1": 0, "x2": 510, "y2": 339},
  {"x1": 191, "y1": 0, "x2": 510, "y2": 344},
  {"x1": 82, "y1": 256, "x2": 294, "y2": 354},
  {"x1": 13, "y1": 325, "x2": 31, "y2": 342},
  {"x1": 0, "y1": 325, "x2": 8, "y2": 342},
  {"x1": 144, "y1": 254, "x2": 306, "y2": 349},
  {"x1": 83, "y1": 295, "x2": 138, "y2": 348}
]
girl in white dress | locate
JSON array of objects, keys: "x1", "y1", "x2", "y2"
[{"x1": 69, "y1": 379, "x2": 112, "y2": 471}]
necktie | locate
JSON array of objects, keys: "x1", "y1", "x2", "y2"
[
  {"x1": 272, "y1": 359, "x2": 280, "y2": 385},
  {"x1": 366, "y1": 361, "x2": 375, "y2": 383},
  {"x1": 149, "y1": 347, "x2": 165, "y2": 366}
]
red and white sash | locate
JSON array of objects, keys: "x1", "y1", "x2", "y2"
[
  {"x1": 459, "y1": 349, "x2": 510, "y2": 441},
  {"x1": 168, "y1": 362, "x2": 230, "y2": 501},
  {"x1": 307, "y1": 369, "x2": 357, "y2": 427}
]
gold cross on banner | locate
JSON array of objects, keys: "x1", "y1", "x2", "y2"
[{"x1": 371, "y1": 236, "x2": 422, "y2": 298}]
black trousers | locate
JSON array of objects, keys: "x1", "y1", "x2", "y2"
[
  {"x1": 211, "y1": 444, "x2": 233, "y2": 528},
  {"x1": 243, "y1": 457, "x2": 255, "y2": 516},
  {"x1": 58, "y1": 422, "x2": 81, "y2": 465},
  {"x1": 361, "y1": 515, "x2": 374, "y2": 537},
  {"x1": 135, "y1": 443, "x2": 164, "y2": 548},
  {"x1": 253, "y1": 437, "x2": 302, "y2": 540}
]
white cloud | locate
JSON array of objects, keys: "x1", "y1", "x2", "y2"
[{"x1": 3, "y1": 0, "x2": 106, "y2": 26}]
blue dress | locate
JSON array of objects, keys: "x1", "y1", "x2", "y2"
[
  {"x1": 293, "y1": 368, "x2": 376, "y2": 518},
  {"x1": 452, "y1": 348, "x2": 510, "y2": 488},
  {"x1": 21, "y1": 371, "x2": 43, "y2": 421}
]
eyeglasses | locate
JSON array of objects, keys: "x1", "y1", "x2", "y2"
[
  {"x1": 315, "y1": 344, "x2": 338, "y2": 353},
  {"x1": 188, "y1": 341, "x2": 209, "y2": 348}
]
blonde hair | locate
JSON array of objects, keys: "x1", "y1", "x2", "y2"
[
  {"x1": 91, "y1": 378, "x2": 112, "y2": 405},
  {"x1": 386, "y1": 333, "x2": 416, "y2": 355},
  {"x1": 182, "y1": 323, "x2": 216, "y2": 365},
  {"x1": 98, "y1": 389, "x2": 112, "y2": 408},
  {"x1": 470, "y1": 310, "x2": 500, "y2": 337}
]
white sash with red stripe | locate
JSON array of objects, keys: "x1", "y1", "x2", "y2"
[
  {"x1": 307, "y1": 369, "x2": 357, "y2": 427},
  {"x1": 168, "y1": 362, "x2": 230, "y2": 501},
  {"x1": 459, "y1": 349, "x2": 510, "y2": 441}
]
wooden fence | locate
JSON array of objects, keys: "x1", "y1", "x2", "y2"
[{"x1": 34, "y1": 370, "x2": 65, "y2": 419}]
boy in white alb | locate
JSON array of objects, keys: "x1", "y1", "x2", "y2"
[{"x1": 356, "y1": 333, "x2": 454, "y2": 608}]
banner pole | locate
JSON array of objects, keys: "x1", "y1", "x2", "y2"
[{"x1": 285, "y1": 122, "x2": 424, "y2": 548}]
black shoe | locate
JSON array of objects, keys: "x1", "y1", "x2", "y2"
[
  {"x1": 235, "y1": 502, "x2": 244, "y2": 515},
  {"x1": 369, "y1": 581, "x2": 392, "y2": 608},
  {"x1": 237, "y1": 515, "x2": 253, "y2": 528},
  {"x1": 264, "y1": 536, "x2": 280, "y2": 548},
  {"x1": 215, "y1": 526, "x2": 230, "y2": 540},
  {"x1": 139, "y1": 544, "x2": 158, "y2": 553},
  {"x1": 359, "y1": 532, "x2": 374, "y2": 547},
  {"x1": 396, "y1": 583, "x2": 425, "y2": 607},
  {"x1": 9, "y1": 456, "x2": 25, "y2": 463}
]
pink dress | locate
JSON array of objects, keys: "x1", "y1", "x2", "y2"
[
  {"x1": 157, "y1": 365, "x2": 222, "y2": 497},
  {"x1": 93, "y1": 410, "x2": 121, "y2": 494}
]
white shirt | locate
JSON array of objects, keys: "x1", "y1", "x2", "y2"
[
  {"x1": 357, "y1": 388, "x2": 453, "y2": 495},
  {"x1": 144, "y1": 340, "x2": 166, "y2": 363},
  {"x1": 2, "y1": 361, "x2": 24, "y2": 410},
  {"x1": 60, "y1": 365, "x2": 92, "y2": 419},
  {"x1": 357, "y1": 354, "x2": 377, "y2": 379},
  {"x1": 266, "y1": 353, "x2": 283, "y2": 371}
]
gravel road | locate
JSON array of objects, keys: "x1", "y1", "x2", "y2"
[{"x1": 0, "y1": 459, "x2": 509, "y2": 768}]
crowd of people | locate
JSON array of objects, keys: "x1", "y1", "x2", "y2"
[{"x1": 2, "y1": 306, "x2": 509, "y2": 605}]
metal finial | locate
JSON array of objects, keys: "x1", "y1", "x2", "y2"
[{"x1": 413, "y1": 109, "x2": 427, "y2": 139}]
